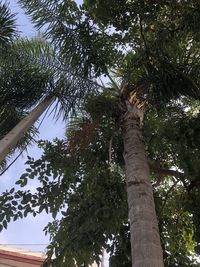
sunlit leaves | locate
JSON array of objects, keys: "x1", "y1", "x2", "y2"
[
  {"x1": 0, "y1": 1, "x2": 200, "y2": 267},
  {"x1": 1, "y1": 95, "x2": 200, "y2": 266}
]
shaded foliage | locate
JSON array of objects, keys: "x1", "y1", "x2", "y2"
[
  {"x1": 19, "y1": 0, "x2": 200, "y2": 104},
  {"x1": 18, "y1": 0, "x2": 119, "y2": 77},
  {"x1": 0, "y1": 1, "x2": 16, "y2": 46},
  {"x1": 0, "y1": 0, "x2": 200, "y2": 266},
  {"x1": 1, "y1": 94, "x2": 200, "y2": 266}
]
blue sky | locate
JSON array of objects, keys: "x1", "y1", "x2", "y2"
[{"x1": 9, "y1": 1, "x2": 36, "y2": 37}]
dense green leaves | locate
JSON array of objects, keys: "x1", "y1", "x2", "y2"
[
  {"x1": 1, "y1": 95, "x2": 200, "y2": 266},
  {"x1": 18, "y1": 0, "x2": 119, "y2": 77},
  {"x1": 0, "y1": 1, "x2": 200, "y2": 266},
  {"x1": 0, "y1": 33, "x2": 101, "y2": 167},
  {"x1": 0, "y1": 42, "x2": 53, "y2": 109},
  {"x1": 0, "y1": 1, "x2": 16, "y2": 46},
  {"x1": 86, "y1": 0, "x2": 200, "y2": 102},
  {"x1": 0, "y1": 39, "x2": 54, "y2": 167}
]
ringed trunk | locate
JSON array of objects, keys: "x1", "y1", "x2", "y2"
[{"x1": 122, "y1": 108, "x2": 164, "y2": 267}]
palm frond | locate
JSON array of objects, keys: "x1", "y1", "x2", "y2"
[
  {"x1": 0, "y1": 1, "x2": 17, "y2": 46},
  {"x1": 3, "y1": 37, "x2": 103, "y2": 120},
  {"x1": 0, "y1": 36, "x2": 102, "y2": 165},
  {"x1": 18, "y1": 0, "x2": 118, "y2": 77},
  {"x1": 0, "y1": 41, "x2": 53, "y2": 110}
]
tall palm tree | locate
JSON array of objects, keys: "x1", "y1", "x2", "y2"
[
  {"x1": 6, "y1": 0, "x2": 200, "y2": 266},
  {"x1": 0, "y1": 5, "x2": 99, "y2": 164}
]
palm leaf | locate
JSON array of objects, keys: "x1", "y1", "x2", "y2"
[
  {"x1": 0, "y1": 1, "x2": 17, "y2": 46},
  {"x1": 18, "y1": 0, "x2": 118, "y2": 77},
  {"x1": 0, "y1": 36, "x2": 102, "y2": 166}
]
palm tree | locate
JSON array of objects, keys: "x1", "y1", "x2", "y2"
[
  {"x1": 0, "y1": 11, "x2": 99, "y2": 164},
  {"x1": 0, "y1": 38, "x2": 52, "y2": 165},
  {"x1": 5, "y1": 0, "x2": 200, "y2": 266}
]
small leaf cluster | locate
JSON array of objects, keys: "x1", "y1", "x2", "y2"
[{"x1": 0, "y1": 1, "x2": 16, "y2": 47}]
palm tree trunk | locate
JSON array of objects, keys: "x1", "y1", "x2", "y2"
[
  {"x1": 0, "y1": 96, "x2": 54, "y2": 163},
  {"x1": 122, "y1": 106, "x2": 164, "y2": 267}
]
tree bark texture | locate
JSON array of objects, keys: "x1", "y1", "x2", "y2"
[
  {"x1": 122, "y1": 110, "x2": 164, "y2": 267},
  {"x1": 0, "y1": 96, "x2": 54, "y2": 163}
]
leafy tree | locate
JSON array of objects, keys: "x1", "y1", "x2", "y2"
[
  {"x1": 0, "y1": 13, "x2": 99, "y2": 166},
  {"x1": 1, "y1": 0, "x2": 200, "y2": 266},
  {"x1": 1, "y1": 95, "x2": 200, "y2": 267}
]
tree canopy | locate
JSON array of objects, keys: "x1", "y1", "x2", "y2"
[
  {"x1": 1, "y1": 93, "x2": 200, "y2": 266},
  {"x1": 0, "y1": 0, "x2": 200, "y2": 266},
  {"x1": 18, "y1": 0, "x2": 200, "y2": 103}
]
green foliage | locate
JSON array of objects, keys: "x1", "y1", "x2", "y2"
[
  {"x1": 0, "y1": 38, "x2": 55, "y2": 168},
  {"x1": 156, "y1": 185, "x2": 199, "y2": 266},
  {"x1": 18, "y1": 0, "x2": 200, "y2": 101},
  {"x1": 84, "y1": 0, "x2": 200, "y2": 37},
  {"x1": 0, "y1": 1, "x2": 16, "y2": 47},
  {"x1": 18, "y1": 0, "x2": 119, "y2": 77},
  {"x1": 109, "y1": 225, "x2": 131, "y2": 267},
  {"x1": 86, "y1": 0, "x2": 200, "y2": 102},
  {"x1": 1, "y1": 1, "x2": 200, "y2": 266},
  {"x1": 144, "y1": 101, "x2": 200, "y2": 181},
  {"x1": 0, "y1": 41, "x2": 53, "y2": 110},
  {"x1": 1, "y1": 95, "x2": 200, "y2": 266},
  {"x1": 84, "y1": 0, "x2": 130, "y2": 30}
]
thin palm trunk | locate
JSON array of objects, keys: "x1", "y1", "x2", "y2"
[
  {"x1": 0, "y1": 96, "x2": 54, "y2": 163},
  {"x1": 122, "y1": 107, "x2": 164, "y2": 267}
]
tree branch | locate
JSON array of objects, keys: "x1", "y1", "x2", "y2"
[
  {"x1": 139, "y1": 16, "x2": 148, "y2": 54},
  {"x1": 150, "y1": 164, "x2": 188, "y2": 187},
  {"x1": 152, "y1": 167, "x2": 186, "y2": 179},
  {"x1": 158, "y1": 179, "x2": 179, "y2": 217}
]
